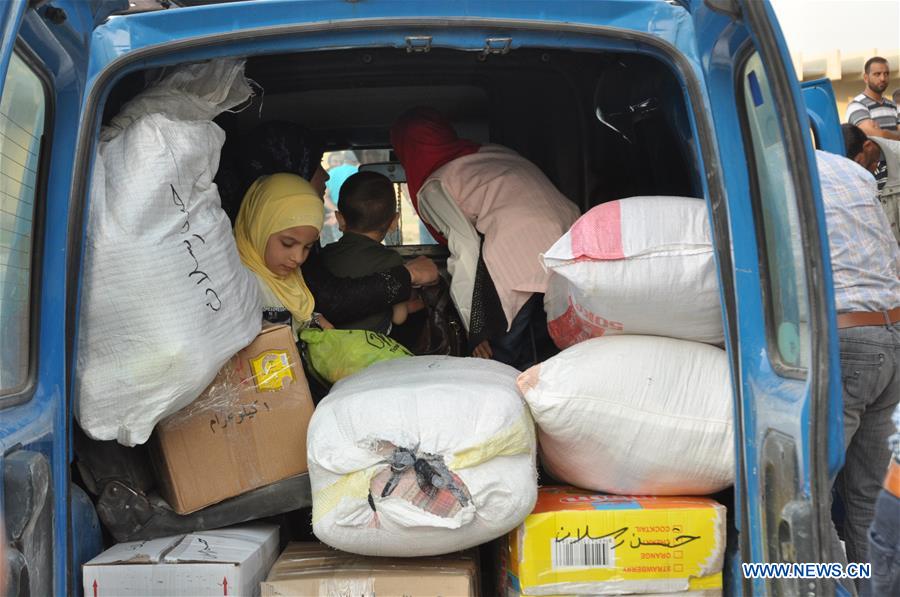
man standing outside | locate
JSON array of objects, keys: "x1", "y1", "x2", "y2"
[
  {"x1": 846, "y1": 57, "x2": 900, "y2": 140},
  {"x1": 846, "y1": 57, "x2": 900, "y2": 187},
  {"x1": 817, "y1": 149, "x2": 900, "y2": 595}
]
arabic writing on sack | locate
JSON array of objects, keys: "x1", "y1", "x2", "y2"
[
  {"x1": 172, "y1": 184, "x2": 222, "y2": 311},
  {"x1": 208, "y1": 400, "x2": 271, "y2": 433}
]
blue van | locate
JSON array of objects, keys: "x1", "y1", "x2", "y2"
[{"x1": 0, "y1": 0, "x2": 850, "y2": 595}]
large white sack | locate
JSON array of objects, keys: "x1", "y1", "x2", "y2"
[
  {"x1": 309, "y1": 356, "x2": 537, "y2": 557},
  {"x1": 517, "y1": 336, "x2": 734, "y2": 495},
  {"x1": 75, "y1": 59, "x2": 261, "y2": 447},
  {"x1": 543, "y1": 196, "x2": 723, "y2": 349}
]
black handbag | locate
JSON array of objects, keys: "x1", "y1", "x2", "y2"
[{"x1": 412, "y1": 277, "x2": 467, "y2": 356}]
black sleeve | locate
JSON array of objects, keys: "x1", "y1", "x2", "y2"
[{"x1": 302, "y1": 248, "x2": 412, "y2": 325}]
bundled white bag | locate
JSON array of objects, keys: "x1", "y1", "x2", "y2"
[
  {"x1": 309, "y1": 356, "x2": 537, "y2": 557},
  {"x1": 543, "y1": 196, "x2": 723, "y2": 349},
  {"x1": 75, "y1": 59, "x2": 261, "y2": 447},
  {"x1": 517, "y1": 336, "x2": 734, "y2": 495}
]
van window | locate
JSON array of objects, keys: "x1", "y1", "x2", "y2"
[
  {"x1": 320, "y1": 149, "x2": 438, "y2": 248},
  {"x1": 0, "y1": 53, "x2": 46, "y2": 397},
  {"x1": 740, "y1": 52, "x2": 810, "y2": 375}
]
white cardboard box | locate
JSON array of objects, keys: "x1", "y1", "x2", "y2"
[{"x1": 82, "y1": 524, "x2": 279, "y2": 597}]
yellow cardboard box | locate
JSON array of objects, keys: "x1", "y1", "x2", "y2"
[{"x1": 504, "y1": 486, "x2": 725, "y2": 596}]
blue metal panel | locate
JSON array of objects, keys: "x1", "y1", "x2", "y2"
[
  {"x1": 745, "y1": 0, "x2": 843, "y2": 484},
  {"x1": 88, "y1": 0, "x2": 700, "y2": 72},
  {"x1": 0, "y1": 0, "x2": 839, "y2": 592},
  {"x1": 0, "y1": 0, "x2": 26, "y2": 84},
  {"x1": 0, "y1": 2, "x2": 104, "y2": 595},
  {"x1": 802, "y1": 79, "x2": 844, "y2": 155}
]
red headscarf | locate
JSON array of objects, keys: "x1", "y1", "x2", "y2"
[{"x1": 390, "y1": 107, "x2": 481, "y2": 244}]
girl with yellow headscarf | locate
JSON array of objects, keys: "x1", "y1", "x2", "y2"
[{"x1": 235, "y1": 173, "x2": 329, "y2": 338}]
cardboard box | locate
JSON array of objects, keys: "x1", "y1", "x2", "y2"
[
  {"x1": 504, "y1": 486, "x2": 725, "y2": 596},
  {"x1": 261, "y1": 542, "x2": 479, "y2": 596},
  {"x1": 82, "y1": 524, "x2": 279, "y2": 597},
  {"x1": 152, "y1": 325, "x2": 314, "y2": 514}
]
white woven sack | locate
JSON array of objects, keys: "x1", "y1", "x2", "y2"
[
  {"x1": 309, "y1": 356, "x2": 537, "y2": 557},
  {"x1": 517, "y1": 336, "x2": 734, "y2": 495},
  {"x1": 75, "y1": 59, "x2": 261, "y2": 446},
  {"x1": 543, "y1": 196, "x2": 723, "y2": 349}
]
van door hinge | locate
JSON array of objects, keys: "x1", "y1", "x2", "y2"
[
  {"x1": 405, "y1": 36, "x2": 432, "y2": 54},
  {"x1": 478, "y1": 37, "x2": 512, "y2": 61}
]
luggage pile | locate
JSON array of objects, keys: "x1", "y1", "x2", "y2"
[
  {"x1": 495, "y1": 197, "x2": 733, "y2": 596},
  {"x1": 74, "y1": 59, "x2": 733, "y2": 596}
]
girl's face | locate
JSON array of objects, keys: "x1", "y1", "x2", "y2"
[{"x1": 264, "y1": 225, "x2": 319, "y2": 276}]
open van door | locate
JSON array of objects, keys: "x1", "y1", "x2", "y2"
[
  {"x1": 802, "y1": 79, "x2": 845, "y2": 154},
  {"x1": 0, "y1": 2, "x2": 124, "y2": 595},
  {"x1": 688, "y1": 0, "x2": 845, "y2": 594}
]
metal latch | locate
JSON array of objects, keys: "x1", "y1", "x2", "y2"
[
  {"x1": 405, "y1": 36, "x2": 433, "y2": 53},
  {"x1": 478, "y1": 37, "x2": 512, "y2": 61}
]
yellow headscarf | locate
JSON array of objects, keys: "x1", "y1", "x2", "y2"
[{"x1": 235, "y1": 173, "x2": 325, "y2": 326}]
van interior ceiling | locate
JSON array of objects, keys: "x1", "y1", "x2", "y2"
[{"x1": 101, "y1": 46, "x2": 701, "y2": 215}]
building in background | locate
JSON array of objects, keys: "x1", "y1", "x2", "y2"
[{"x1": 792, "y1": 50, "x2": 900, "y2": 120}]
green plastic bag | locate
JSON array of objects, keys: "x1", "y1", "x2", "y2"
[{"x1": 299, "y1": 328, "x2": 412, "y2": 385}]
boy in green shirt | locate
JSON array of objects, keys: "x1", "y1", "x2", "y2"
[{"x1": 321, "y1": 171, "x2": 423, "y2": 332}]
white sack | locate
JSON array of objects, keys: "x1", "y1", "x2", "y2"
[
  {"x1": 309, "y1": 356, "x2": 537, "y2": 557},
  {"x1": 543, "y1": 196, "x2": 723, "y2": 349},
  {"x1": 75, "y1": 59, "x2": 261, "y2": 447},
  {"x1": 517, "y1": 336, "x2": 734, "y2": 495}
]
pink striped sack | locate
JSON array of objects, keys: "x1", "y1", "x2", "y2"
[{"x1": 542, "y1": 196, "x2": 724, "y2": 349}]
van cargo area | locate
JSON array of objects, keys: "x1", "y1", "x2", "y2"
[{"x1": 70, "y1": 42, "x2": 738, "y2": 596}]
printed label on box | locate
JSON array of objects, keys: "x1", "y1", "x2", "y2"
[
  {"x1": 510, "y1": 488, "x2": 726, "y2": 595},
  {"x1": 551, "y1": 536, "x2": 615, "y2": 569},
  {"x1": 250, "y1": 350, "x2": 294, "y2": 391}
]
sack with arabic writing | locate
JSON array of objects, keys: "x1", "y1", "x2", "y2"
[
  {"x1": 299, "y1": 328, "x2": 412, "y2": 385},
  {"x1": 75, "y1": 59, "x2": 261, "y2": 447}
]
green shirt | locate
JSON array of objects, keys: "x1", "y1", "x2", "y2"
[{"x1": 320, "y1": 231, "x2": 404, "y2": 332}]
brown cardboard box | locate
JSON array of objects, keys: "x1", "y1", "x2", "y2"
[
  {"x1": 152, "y1": 325, "x2": 314, "y2": 514},
  {"x1": 261, "y1": 543, "x2": 479, "y2": 596}
]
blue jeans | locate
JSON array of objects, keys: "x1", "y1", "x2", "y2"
[
  {"x1": 869, "y1": 485, "x2": 900, "y2": 596},
  {"x1": 834, "y1": 322, "x2": 900, "y2": 594}
]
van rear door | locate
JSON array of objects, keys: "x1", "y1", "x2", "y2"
[
  {"x1": 0, "y1": 2, "x2": 124, "y2": 595},
  {"x1": 689, "y1": 0, "x2": 844, "y2": 594},
  {"x1": 802, "y1": 79, "x2": 845, "y2": 154}
]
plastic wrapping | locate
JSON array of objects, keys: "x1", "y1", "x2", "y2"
[
  {"x1": 152, "y1": 325, "x2": 315, "y2": 515},
  {"x1": 165, "y1": 338, "x2": 300, "y2": 431},
  {"x1": 300, "y1": 327, "x2": 412, "y2": 385}
]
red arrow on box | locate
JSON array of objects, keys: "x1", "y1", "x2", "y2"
[
  {"x1": 93, "y1": 579, "x2": 98, "y2": 597},
  {"x1": 223, "y1": 576, "x2": 228, "y2": 596}
]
